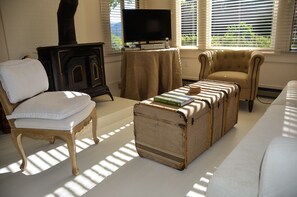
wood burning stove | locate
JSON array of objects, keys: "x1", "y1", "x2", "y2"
[
  {"x1": 37, "y1": 43, "x2": 113, "y2": 100},
  {"x1": 36, "y1": 0, "x2": 113, "y2": 100}
]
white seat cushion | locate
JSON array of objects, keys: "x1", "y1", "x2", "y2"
[
  {"x1": 0, "y1": 58, "x2": 49, "y2": 103},
  {"x1": 7, "y1": 91, "x2": 91, "y2": 120},
  {"x1": 258, "y1": 136, "x2": 297, "y2": 197},
  {"x1": 14, "y1": 101, "x2": 96, "y2": 130}
]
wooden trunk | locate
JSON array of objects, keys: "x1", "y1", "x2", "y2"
[
  {"x1": 133, "y1": 80, "x2": 239, "y2": 170},
  {"x1": 192, "y1": 80, "x2": 240, "y2": 135},
  {"x1": 134, "y1": 98, "x2": 211, "y2": 170},
  {"x1": 175, "y1": 87, "x2": 225, "y2": 145}
]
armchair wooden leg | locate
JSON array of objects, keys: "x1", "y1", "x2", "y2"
[
  {"x1": 65, "y1": 135, "x2": 79, "y2": 176},
  {"x1": 11, "y1": 131, "x2": 27, "y2": 170},
  {"x1": 248, "y1": 100, "x2": 254, "y2": 112},
  {"x1": 91, "y1": 110, "x2": 99, "y2": 144},
  {"x1": 49, "y1": 136, "x2": 56, "y2": 144}
]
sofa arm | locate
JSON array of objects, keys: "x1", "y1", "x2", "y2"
[{"x1": 258, "y1": 136, "x2": 297, "y2": 197}]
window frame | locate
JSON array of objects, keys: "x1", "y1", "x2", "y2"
[{"x1": 101, "y1": 0, "x2": 139, "y2": 55}]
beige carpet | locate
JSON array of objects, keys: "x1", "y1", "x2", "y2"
[{"x1": 0, "y1": 96, "x2": 272, "y2": 197}]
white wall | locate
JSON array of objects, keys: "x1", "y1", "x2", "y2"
[
  {"x1": 0, "y1": 0, "x2": 121, "y2": 96},
  {"x1": 0, "y1": 9, "x2": 8, "y2": 61},
  {"x1": 0, "y1": 0, "x2": 60, "y2": 59},
  {"x1": 0, "y1": 0, "x2": 104, "y2": 58}
]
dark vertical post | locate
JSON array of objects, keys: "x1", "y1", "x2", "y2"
[{"x1": 57, "y1": 0, "x2": 78, "y2": 45}]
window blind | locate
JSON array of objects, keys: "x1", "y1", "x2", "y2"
[
  {"x1": 290, "y1": 0, "x2": 297, "y2": 51},
  {"x1": 211, "y1": 0, "x2": 275, "y2": 48},
  {"x1": 180, "y1": 0, "x2": 197, "y2": 46}
]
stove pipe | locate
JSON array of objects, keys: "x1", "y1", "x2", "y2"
[{"x1": 57, "y1": 0, "x2": 78, "y2": 45}]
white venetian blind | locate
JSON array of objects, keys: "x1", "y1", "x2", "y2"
[
  {"x1": 180, "y1": 0, "x2": 198, "y2": 46},
  {"x1": 101, "y1": 0, "x2": 138, "y2": 54},
  {"x1": 211, "y1": 0, "x2": 275, "y2": 49},
  {"x1": 290, "y1": 0, "x2": 297, "y2": 51}
]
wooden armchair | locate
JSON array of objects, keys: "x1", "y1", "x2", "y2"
[
  {"x1": 198, "y1": 50, "x2": 264, "y2": 112},
  {"x1": 0, "y1": 58, "x2": 99, "y2": 175}
]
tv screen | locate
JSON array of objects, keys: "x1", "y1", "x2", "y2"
[{"x1": 122, "y1": 9, "x2": 172, "y2": 43}]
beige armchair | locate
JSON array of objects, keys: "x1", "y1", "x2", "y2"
[
  {"x1": 0, "y1": 58, "x2": 99, "y2": 175},
  {"x1": 198, "y1": 50, "x2": 264, "y2": 112}
]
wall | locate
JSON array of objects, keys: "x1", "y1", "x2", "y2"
[
  {"x1": 0, "y1": 0, "x2": 121, "y2": 96},
  {"x1": 0, "y1": 9, "x2": 8, "y2": 61},
  {"x1": 0, "y1": 0, "x2": 60, "y2": 59},
  {"x1": 0, "y1": 0, "x2": 101, "y2": 58}
]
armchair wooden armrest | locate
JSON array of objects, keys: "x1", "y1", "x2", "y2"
[
  {"x1": 198, "y1": 51, "x2": 215, "y2": 80},
  {"x1": 248, "y1": 51, "x2": 265, "y2": 76}
]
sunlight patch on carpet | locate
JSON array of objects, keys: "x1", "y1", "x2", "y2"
[
  {"x1": 0, "y1": 122, "x2": 134, "y2": 175},
  {"x1": 44, "y1": 140, "x2": 138, "y2": 197},
  {"x1": 186, "y1": 171, "x2": 214, "y2": 197}
]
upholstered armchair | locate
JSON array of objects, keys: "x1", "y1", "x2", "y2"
[
  {"x1": 198, "y1": 50, "x2": 264, "y2": 112},
  {"x1": 0, "y1": 58, "x2": 99, "y2": 175}
]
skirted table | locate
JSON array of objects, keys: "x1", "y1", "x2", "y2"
[{"x1": 121, "y1": 48, "x2": 183, "y2": 100}]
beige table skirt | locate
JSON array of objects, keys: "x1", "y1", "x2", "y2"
[{"x1": 121, "y1": 48, "x2": 183, "y2": 100}]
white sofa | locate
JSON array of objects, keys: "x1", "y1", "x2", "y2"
[{"x1": 206, "y1": 80, "x2": 297, "y2": 197}]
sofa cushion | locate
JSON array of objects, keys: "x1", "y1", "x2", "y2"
[
  {"x1": 0, "y1": 58, "x2": 49, "y2": 104},
  {"x1": 258, "y1": 136, "x2": 297, "y2": 197},
  {"x1": 206, "y1": 105, "x2": 289, "y2": 197},
  {"x1": 7, "y1": 91, "x2": 91, "y2": 120}
]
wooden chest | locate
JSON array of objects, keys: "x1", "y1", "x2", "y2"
[
  {"x1": 133, "y1": 80, "x2": 239, "y2": 170},
  {"x1": 175, "y1": 86, "x2": 225, "y2": 145},
  {"x1": 191, "y1": 80, "x2": 240, "y2": 134},
  {"x1": 134, "y1": 98, "x2": 211, "y2": 170}
]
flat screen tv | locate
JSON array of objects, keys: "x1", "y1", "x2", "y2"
[{"x1": 122, "y1": 9, "x2": 172, "y2": 43}]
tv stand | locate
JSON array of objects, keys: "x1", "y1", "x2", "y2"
[{"x1": 140, "y1": 43, "x2": 165, "y2": 50}]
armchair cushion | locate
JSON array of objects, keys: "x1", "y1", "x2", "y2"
[
  {"x1": 14, "y1": 101, "x2": 96, "y2": 130},
  {"x1": 7, "y1": 91, "x2": 91, "y2": 120},
  {"x1": 207, "y1": 71, "x2": 249, "y2": 88},
  {"x1": 210, "y1": 50, "x2": 251, "y2": 73},
  {"x1": 0, "y1": 58, "x2": 49, "y2": 104}
]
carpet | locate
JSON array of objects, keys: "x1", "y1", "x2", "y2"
[{"x1": 0, "y1": 96, "x2": 272, "y2": 197}]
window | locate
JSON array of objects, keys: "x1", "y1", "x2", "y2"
[
  {"x1": 290, "y1": 0, "x2": 297, "y2": 51},
  {"x1": 177, "y1": 0, "x2": 296, "y2": 52},
  {"x1": 180, "y1": 0, "x2": 197, "y2": 46},
  {"x1": 211, "y1": 0, "x2": 274, "y2": 48},
  {"x1": 101, "y1": 0, "x2": 139, "y2": 54}
]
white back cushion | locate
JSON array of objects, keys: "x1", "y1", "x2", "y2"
[{"x1": 0, "y1": 58, "x2": 49, "y2": 103}]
